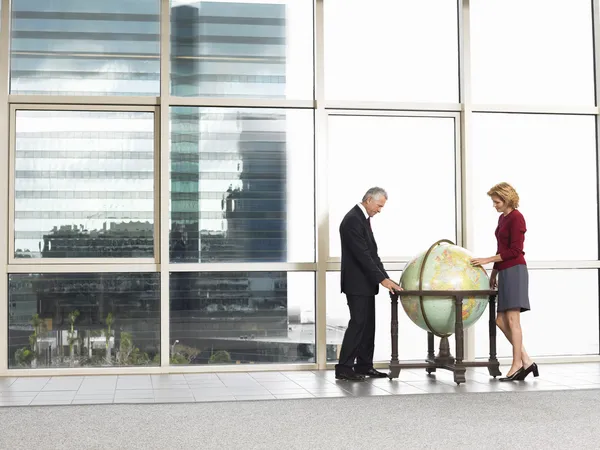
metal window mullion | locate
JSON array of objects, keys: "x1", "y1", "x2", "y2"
[
  {"x1": 458, "y1": 0, "x2": 477, "y2": 361},
  {"x1": 326, "y1": 109, "x2": 460, "y2": 119},
  {"x1": 169, "y1": 96, "x2": 314, "y2": 109},
  {"x1": 8, "y1": 95, "x2": 160, "y2": 106},
  {"x1": 7, "y1": 264, "x2": 160, "y2": 274},
  {"x1": 0, "y1": 0, "x2": 12, "y2": 375},
  {"x1": 592, "y1": 0, "x2": 600, "y2": 355},
  {"x1": 314, "y1": 0, "x2": 328, "y2": 370},
  {"x1": 324, "y1": 101, "x2": 461, "y2": 112},
  {"x1": 159, "y1": 0, "x2": 171, "y2": 371}
]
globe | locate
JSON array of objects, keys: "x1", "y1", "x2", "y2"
[{"x1": 399, "y1": 240, "x2": 490, "y2": 337}]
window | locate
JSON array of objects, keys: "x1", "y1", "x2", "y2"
[
  {"x1": 324, "y1": 0, "x2": 459, "y2": 102},
  {"x1": 13, "y1": 110, "x2": 156, "y2": 259},
  {"x1": 10, "y1": 0, "x2": 160, "y2": 96},
  {"x1": 170, "y1": 271, "x2": 315, "y2": 365},
  {"x1": 469, "y1": 113, "x2": 597, "y2": 261},
  {"x1": 170, "y1": 107, "x2": 314, "y2": 263},
  {"x1": 475, "y1": 269, "x2": 599, "y2": 357},
  {"x1": 328, "y1": 115, "x2": 457, "y2": 259},
  {"x1": 8, "y1": 273, "x2": 160, "y2": 369},
  {"x1": 170, "y1": 0, "x2": 313, "y2": 99},
  {"x1": 326, "y1": 271, "x2": 455, "y2": 362},
  {"x1": 470, "y1": 0, "x2": 594, "y2": 106}
]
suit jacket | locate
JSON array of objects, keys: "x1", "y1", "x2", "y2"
[{"x1": 339, "y1": 205, "x2": 389, "y2": 296}]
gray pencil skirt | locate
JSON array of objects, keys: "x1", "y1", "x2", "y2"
[{"x1": 497, "y1": 264, "x2": 530, "y2": 313}]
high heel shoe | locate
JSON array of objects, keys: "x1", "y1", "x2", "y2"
[
  {"x1": 516, "y1": 362, "x2": 539, "y2": 380},
  {"x1": 499, "y1": 366, "x2": 524, "y2": 382}
]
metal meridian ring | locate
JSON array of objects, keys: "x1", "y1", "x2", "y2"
[{"x1": 418, "y1": 239, "x2": 455, "y2": 338}]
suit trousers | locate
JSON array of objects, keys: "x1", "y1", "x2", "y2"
[{"x1": 335, "y1": 294, "x2": 376, "y2": 373}]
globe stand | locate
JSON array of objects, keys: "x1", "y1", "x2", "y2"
[{"x1": 388, "y1": 289, "x2": 501, "y2": 385}]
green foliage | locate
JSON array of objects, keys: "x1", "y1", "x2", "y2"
[
  {"x1": 117, "y1": 331, "x2": 150, "y2": 365},
  {"x1": 170, "y1": 344, "x2": 200, "y2": 364},
  {"x1": 14, "y1": 347, "x2": 35, "y2": 366},
  {"x1": 209, "y1": 350, "x2": 231, "y2": 364}
]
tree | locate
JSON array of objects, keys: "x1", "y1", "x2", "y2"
[
  {"x1": 67, "y1": 310, "x2": 80, "y2": 367},
  {"x1": 104, "y1": 313, "x2": 114, "y2": 364},
  {"x1": 209, "y1": 350, "x2": 231, "y2": 364}
]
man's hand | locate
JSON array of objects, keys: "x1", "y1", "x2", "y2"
[{"x1": 381, "y1": 278, "x2": 402, "y2": 293}]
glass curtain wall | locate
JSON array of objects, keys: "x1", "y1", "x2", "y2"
[{"x1": 0, "y1": 0, "x2": 598, "y2": 374}]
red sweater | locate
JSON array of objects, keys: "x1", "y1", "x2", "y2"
[{"x1": 493, "y1": 209, "x2": 527, "y2": 271}]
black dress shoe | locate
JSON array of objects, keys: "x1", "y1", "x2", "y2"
[
  {"x1": 515, "y1": 362, "x2": 539, "y2": 380},
  {"x1": 355, "y1": 368, "x2": 388, "y2": 378},
  {"x1": 335, "y1": 372, "x2": 365, "y2": 381},
  {"x1": 499, "y1": 367, "x2": 524, "y2": 382}
]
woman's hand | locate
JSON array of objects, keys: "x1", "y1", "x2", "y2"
[
  {"x1": 489, "y1": 270, "x2": 498, "y2": 290},
  {"x1": 470, "y1": 257, "x2": 493, "y2": 266}
]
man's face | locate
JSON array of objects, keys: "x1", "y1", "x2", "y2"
[{"x1": 364, "y1": 195, "x2": 386, "y2": 217}]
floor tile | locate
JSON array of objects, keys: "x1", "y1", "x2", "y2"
[
  {"x1": 0, "y1": 397, "x2": 34, "y2": 406},
  {"x1": 116, "y1": 376, "x2": 152, "y2": 390},
  {"x1": 153, "y1": 389, "x2": 194, "y2": 399},
  {"x1": 0, "y1": 390, "x2": 41, "y2": 398},
  {"x1": 190, "y1": 388, "x2": 232, "y2": 398},
  {"x1": 72, "y1": 399, "x2": 114, "y2": 405},
  {"x1": 274, "y1": 393, "x2": 314, "y2": 400},
  {"x1": 114, "y1": 389, "x2": 154, "y2": 399},
  {"x1": 114, "y1": 398, "x2": 155, "y2": 404},
  {"x1": 258, "y1": 381, "x2": 302, "y2": 390},
  {"x1": 6, "y1": 378, "x2": 50, "y2": 391},
  {"x1": 1, "y1": 363, "x2": 600, "y2": 408},
  {"x1": 0, "y1": 378, "x2": 17, "y2": 388},
  {"x1": 265, "y1": 388, "x2": 311, "y2": 395},
  {"x1": 234, "y1": 394, "x2": 276, "y2": 401},
  {"x1": 195, "y1": 396, "x2": 236, "y2": 403},
  {"x1": 42, "y1": 377, "x2": 84, "y2": 391}
]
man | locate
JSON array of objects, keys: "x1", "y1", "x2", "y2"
[{"x1": 335, "y1": 187, "x2": 402, "y2": 381}]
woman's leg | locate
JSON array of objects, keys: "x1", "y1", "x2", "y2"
[{"x1": 496, "y1": 311, "x2": 533, "y2": 369}]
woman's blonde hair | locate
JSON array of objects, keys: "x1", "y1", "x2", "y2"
[{"x1": 487, "y1": 182, "x2": 519, "y2": 208}]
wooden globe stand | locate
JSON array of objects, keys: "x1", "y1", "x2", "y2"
[{"x1": 388, "y1": 289, "x2": 501, "y2": 385}]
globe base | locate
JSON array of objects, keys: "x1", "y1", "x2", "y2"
[{"x1": 388, "y1": 288, "x2": 502, "y2": 385}]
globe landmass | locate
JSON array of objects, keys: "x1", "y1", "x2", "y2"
[{"x1": 399, "y1": 241, "x2": 490, "y2": 337}]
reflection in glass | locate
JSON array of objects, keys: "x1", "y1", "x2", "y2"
[
  {"x1": 327, "y1": 115, "x2": 456, "y2": 258},
  {"x1": 10, "y1": 0, "x2": 160, "y2": 96},
  {"x1": 14, "y1": 110, "x2": 155, "y2": 259},
  {"x1": 8, "y1": 273, "x2": 160, "y2": 369},
  {"x1": 475, "y1": 269, "x2": 598, "y2": 358},
  {"x1": 169, "y1": 271, "x2": 315, "y2": 365},
  {"x1": 170, "y1": 107, "x2": 314, "y2": 263},
  {"x1": 170, "y1": 0, "x2": 313, "y2": 99},
  {"x1": 470, "y1": 113, "x2": 597, "y2": 261},
  {"x1": 325, "y1": 271, "x2": 454, "y2": 362}
]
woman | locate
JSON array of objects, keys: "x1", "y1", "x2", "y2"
[{"x1": 471, "y1": 182, "x2": 538, "y2": 382}]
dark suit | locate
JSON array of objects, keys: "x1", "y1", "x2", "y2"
[{"x1": 336, "y1": 205, "x2": 389, "y2": 375}]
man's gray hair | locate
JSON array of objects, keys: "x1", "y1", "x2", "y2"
[{"x1": 362, "y1": 187, "x2": 388, "y2": 202}]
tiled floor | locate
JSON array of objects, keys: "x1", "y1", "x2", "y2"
[{"x1": 1, "y1": 363, "x2": 599, "y2": 407}]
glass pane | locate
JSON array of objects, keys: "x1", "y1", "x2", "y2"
[
  {"x1": 324, "y1": 0, "x2": 459, "y2": 102},
  {"x1": 170, "y1": 107, "x2": 314, "y2": 263},
  {"x1": 10, "y1": 0, "x2": 160, "y2": 96},
  {"x1": 328, "y1": 115, "x2": 456, "y2": 258},
  {"x1": 8, "y1": 273, "x2": 160, "y2": 369},
  {"x1": 471, "y1": 0, "x2": 594, "y2": 105},
  {"x1": 170, "y1": 0, "x2": 313, "y2": 99},
  {"x1": 475, "y1": 269, "x2": 598, "y2": 358},
  {"x1": 14, "y1": 110, "x2": 155, "y2": 259},
  {"x1": 170, "y1": 271, "x2": 315, "y2": 364},
  {"x1": 326, "y1": 271, "x2": 455, "y2": 362},
  {"x1": 470, "y1": 113, "x2": 597, "y2": 261}
]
